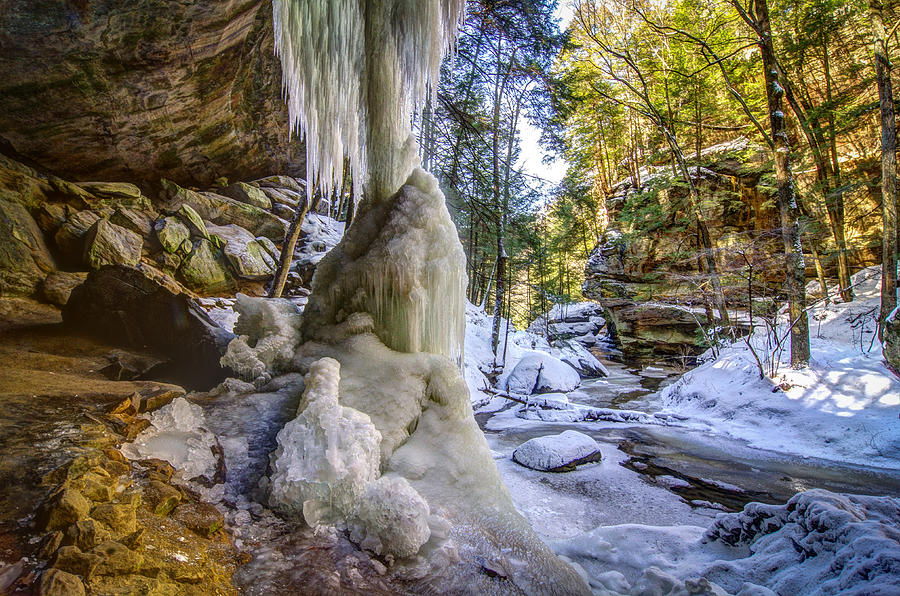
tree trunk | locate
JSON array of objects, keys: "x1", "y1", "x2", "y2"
[
  {"x1": 870, "y1": 0, "x2": 898, "y2": 331},
  {"x1": 269, "y1": 196, "x2": 313, "y2": 298},
  {"x1": 753, "y1": 0, "x2": 810, "y2": 367}
]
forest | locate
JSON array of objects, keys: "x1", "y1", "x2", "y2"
[{"x1": 0, "y1": 0, "x2": 897, "y2": 594}]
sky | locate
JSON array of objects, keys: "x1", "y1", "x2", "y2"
[{"x1": 513, "y1": 1, "x2": 575, "y2": 189}]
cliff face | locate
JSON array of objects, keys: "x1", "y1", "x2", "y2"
[{"x1": 0, "y1": 0, "x2": 302, "y2": 186}]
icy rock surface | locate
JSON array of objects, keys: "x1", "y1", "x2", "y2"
[
  {"x1": 220, "y1": 293, "x2": 302, "y2": 382},
  {"x1": 552, "y1": 338, "x2": 609, "y2": 377},
  {"x1": 268, "y1": 357, "x2": 432, "y2": 558},
  {"x1": 512, "y1": 430, "x2": 603, "y2": 472},
  {"x1": 122, "y1": 397, "x2": 218, "y2": 480},
  {"x1": 500, "y1": 350, "x2": 582, "y2": 394}
]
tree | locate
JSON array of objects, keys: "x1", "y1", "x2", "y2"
[
  {"x1": 869, "y1": 0, "x2": 898, "y2": 333},
  {"x1": 732, "y1": 0, "x2": 811, "y2": 366}
]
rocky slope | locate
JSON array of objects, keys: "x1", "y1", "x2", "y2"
[
  {"x1": 0, "y1": 1, "x2": 301, "y2": 186},
  {"x1": 582, "y1": 139, "x2": 881, "y2": 360}
]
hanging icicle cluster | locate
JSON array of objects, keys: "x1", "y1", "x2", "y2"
[{"x1": 272, "y1": 0, "x2": 466, "y2": 200}]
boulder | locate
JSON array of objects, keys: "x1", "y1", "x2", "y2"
[
  {"x1": 90, "y1": 541, "x2": 143, "y2": 576},
  {"x1": 76, "y1": 182, "x2": 149, "y2": 210},
  {"x1": 552, "y1": 339, "x2": 609, "y2": 377},
  {"x1": 602, "y1": 299, "x2": 709, "y2": 358},
  {"x1": 503, "y1": 351, "x2": 581, "y2": 394},
  {"x1": 207, "y1": 223, "x2": 276, "y2": 280},
  {"x1": 35, "y1": 203, "x2": 71, "y2": 235},
  {"x1": 885, "y1": 307, "x2": 899, "y2": 372},
  {"x1": 159, "y1": 179, "x2": 285, "y2": 239},
  {"x1": 221, "y1": 182, "x2": 272, "y2": 210},
  {"x1": 41, "y1": 271, "x2": 88, "y2": 306},
  {"x1": 154, "y1": 217, "x2": 190, "y2": 254},
  {"x1": 261, "y1": 186, "x2": 301, "y2": 208},
  {"x1": 178, "y1": 238, "x2": 232, "y2": 293},
  {"x1": 177, "y1": 204, "x2": 209, "y2": 239},
  {"x1": 54, "y1": 210, "x2": 101, "y2": 257},
  {"x1": 254, "y1": 175, "x2": 305, "y2": 194},
  {"x1": 110, "y1": 207, "x2": 153, "y2": 238},
  {"x1": 63, "y1": 264, "x2": 236, "y2": 387},
  {"x1": 51, "y1": 546, "x2": 102, "y2": 581},
  {"x1": 40, "y1": 569, "x2": 85, "y2": 596},
  {"x1": 512, "y1": 430, "x2": 603, "y2": 472},
  {"x1": 41, "y1": 488, "x2": 92, "y2": 531},
  {"x1": 0, "y1": 198, "x2": 56, "y2": 295},
  {"x1": 172, "y1": 501, "x2": 224, "y2": 538},
  {"x1": 83, "y1": 219, "x2": 142, "y2": 270}
]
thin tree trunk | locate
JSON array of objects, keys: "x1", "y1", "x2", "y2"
[
  {"x1": 752, "y1": 0, "x2": 810, "y2": 366},
  {"x1": 269, "y1": 195, "x2": 313, "y2": 298},
  {"x1": 871, "y1": 0, "x2": 898, "y2": 331}
]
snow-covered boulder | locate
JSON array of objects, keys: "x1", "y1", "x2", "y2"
[
  {"x1": 512, "y1": 430, "x2": 603, "y2": 472},
  {"x1": 501, "y1": 351, "x2": 581, "y2": 394},
  {"x1": 528, "y1": 301, "x2": 606, "y2": 346},
  {"x1": 552, "y1": 338, "x2": 609, "y2": 377}
]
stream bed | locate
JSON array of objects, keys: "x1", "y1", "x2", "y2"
[{"x1": 480, "y1": 357, "x2": 900, "y2": 540}]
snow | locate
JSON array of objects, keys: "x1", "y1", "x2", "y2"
[
  {"x1": 511, "y1": 430, "x2": 602, "y2": 472},
  {"x1": 121, "y1": 397, "x2": 219, "y2": 481},
  {"x1": 552, "y1": 489, "x2": 900, "y2": 596},
  {"x1": 658, "y1": 266, "x2": 900, "y2": 469}
]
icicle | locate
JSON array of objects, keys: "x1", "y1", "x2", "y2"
[{"x1": 272, "y1": 0, "x2": 466, "y2": 202}]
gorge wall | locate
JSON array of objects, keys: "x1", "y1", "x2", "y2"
[{"x1": 0, "y1": 0, "x2": 302, "y2": 187}]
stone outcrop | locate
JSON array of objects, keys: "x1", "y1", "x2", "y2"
[
  {"x1": 0, "y1": 198, "x2": 55, "y2": 295},
  {"x1": 0, "y1": 1, "x2": 302, "y2": 186}
]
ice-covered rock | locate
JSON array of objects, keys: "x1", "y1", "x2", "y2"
[
  {"x1": 501, "y1": 351, "x2": 581, "y2": 394},
  {"x1": 268, "y1": 357, "x2": 432, "y2": 559},
  {"x1": 552, "y1": 338, "x2": 609, "y2": 377},
  {"x1": 512, "y1": 430, "x2": 603, "y2": 472},
  {"x1": 220, "y1": 294, "x2": 302, "y2": 382},
  {"x1": 122, "y1": 397, "x2": 219, "y2": 481}
]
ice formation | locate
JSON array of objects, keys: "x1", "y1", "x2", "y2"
[
  {"x1": 220, "y1": 293, "x2": 302, "y2": 382},
  {"x1": 300, "y1": 169, "x2": 467, "y2": 366},
  {"x1": 268, "y1": 357, "x2": 432, "y2": 558},
  {"x1": 122, "y1": 397, "x2": 218, "y2": 481},
  {"x1": 272, "y1": 0, "x2": 465, "y2": 200}
]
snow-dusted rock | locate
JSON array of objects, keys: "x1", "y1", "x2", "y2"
[
  {"x1": 512, "y1": 430, "x2": 603, "y2": 472},
  {"x1": 552, "y1": 338, "x2": 609, "y2": 377},
  {"x1": 502, "y1": 351, "x2": 581, "y2": 394}
]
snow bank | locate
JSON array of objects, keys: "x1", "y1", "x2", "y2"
[
  {"x1": 122, "y1": 397, "x2": 219, "y2": 481},
  {"x1": 553, "y1": 489, "x2": 900, "y2": 595},
  {"x1": 512, "y1": 430, "x2": 603, "y2": 472},
  {"x1": 658, "y1": 267, "x2": 900, "y2": 469}
]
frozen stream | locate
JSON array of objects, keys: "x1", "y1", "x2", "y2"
[{"x1": 480, "y1": 357, "x2": 900, "y2": 542}]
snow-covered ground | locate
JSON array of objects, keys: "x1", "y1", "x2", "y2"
[
  {"x1": 659, "y1": 266, "x2": 900, "y2": 470},
  {"x1": 464, "y1": 269, "x2": 900, "y2": 596}
]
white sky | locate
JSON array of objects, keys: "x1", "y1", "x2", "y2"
[{"x1": 514, "y1": 1, "x2": 575, "y2": 189}]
